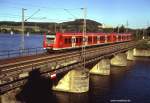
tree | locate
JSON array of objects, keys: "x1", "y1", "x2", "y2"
[
  {"x1": 146, "y1": 27, "x2": 150, "y2": 37},
  {"x1": 119, "y1": 25, "x2": 125, "y2": 33}
]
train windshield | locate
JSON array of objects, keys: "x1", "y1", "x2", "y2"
[{"x1": 46, "y1": 33, "x2": 56, "y2": 44}]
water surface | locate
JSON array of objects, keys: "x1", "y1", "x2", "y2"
[{"x1": 54, "y1": 58, "x2": 150, "y2": 103}]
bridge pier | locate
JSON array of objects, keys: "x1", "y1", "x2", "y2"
[
  {"x1": 90, "y1": 59, "x2": 110, "y2": 75},
  {"x1": 1, "y1": 90, "x2": 17, "y2": 103},
  {"x1": 133, "y1": 48, "x2": 150, "y2": 57},
  {"x1": 111, "y1": 53, "x2": 127, "y2": 66},
  {"x1": 53, "y1": 69, "x2": 89, "y2": 93},
  {"x1": 126, "y1": 49, "x2": 135, "y2": 60}
]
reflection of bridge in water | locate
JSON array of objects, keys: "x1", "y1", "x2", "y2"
[{"x1": 0, "y1": 40, "x2": 146, "y2": 94}]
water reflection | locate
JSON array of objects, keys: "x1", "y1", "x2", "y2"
[
  {"x1": 55, "y1": 92, "x2": 89, "y2": 103},
  {"x1": 89, "y1": 75, "x2": 111, "y2": 103}
]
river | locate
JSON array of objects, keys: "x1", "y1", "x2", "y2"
[
  {"x1": 0, "y1": 33, "x2": 43, "y2": 51},
  {"x1": 54, "y1": 58, "x2": 150, "y2": 103},
  {"x1": 0, "y1": 33, "x2": 44, "y2": 59}
]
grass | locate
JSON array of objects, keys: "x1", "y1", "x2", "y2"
[{"x1": 136, "y1": 40, "x2": 150, "y2": 50}]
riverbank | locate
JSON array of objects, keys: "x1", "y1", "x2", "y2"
[{"x1": 134, "y1": 40, "x2": 150, "y2": 57}]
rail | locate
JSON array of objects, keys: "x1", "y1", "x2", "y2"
[
  {"x1": 0, "y1": 41, "x2": 138, "y2": 79},
  {"x1": 0, "y1": 41, "x2": 141, "y2": 94},
  {"x1": 0, "y1": 47, "x2": 46, "y2": 60}
]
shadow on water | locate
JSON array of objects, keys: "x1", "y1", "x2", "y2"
[
  {"x1": 55, "y1": 92, "x2": 89, "y2": 103},
  {"x1": 16, "y1": 69, "x2": 58, "y2": 103},
  {"x1": 89, "y1": 75, "x2": 111, "y2": 103}
]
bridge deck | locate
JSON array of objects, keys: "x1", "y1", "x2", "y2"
[{"x1": 0, "y1": 40, "x2": 142, "y2": 94}]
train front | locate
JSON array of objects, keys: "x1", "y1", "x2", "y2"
[{"x1": 43, "y1": 32, "x2": 56, "y2": 50}]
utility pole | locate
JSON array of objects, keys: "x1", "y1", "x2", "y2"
[
  {"x1": 54, "y1": 23, "x2": 57, "y2": 32},
  {"x1": 146, "y1": 20, "x2": 149, "y2": 39},
  {"x1": 142, "y1": 28, "x2": 145, "y2": 39},
  {"x1": 21, "y1": 8, "x2": 26, "y2": 51},
  {"x1": 136, "y1": 29, "x2": 138, "y2": 40},
  {"x1": 126, "y1": 20, "x2": 128, "y2": 33},
  {"x1": 21, "y1": 8, "x2": 39, "y2": 51},
  {"x1": 81, "y1": 8, "x2": 87, "y2": 70},
  {"x1": 60, "y1": 23, "x2": 62, "y2": 32},
  {"x1": 117, "y1": 25, "x2": 120, "y2": 33}
]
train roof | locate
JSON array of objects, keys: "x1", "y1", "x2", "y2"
[{"x1": 56, "y1": 32, "x2": 132, "y2": 36}]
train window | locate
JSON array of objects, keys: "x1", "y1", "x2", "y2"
[
  {"x1": 80, "y1": 38, "x2": 82, "y2": 42},
  {"x1": 95, "y1": 37, "x2": 97, "y2": 42},
  {"x1": 46, "y1": 38, "x2": 54, "y2": 44},
  {"x1": 64, "y1": 38, "x2": 68, "y2": 44},
  {"x1": 68, "y1": 38, "x2": 71, "y2": 43},
  {"x1": 118, "y1": 36, "x2": 121, "y2": 40},
  {"x1": 88, "y1": 37, "x2": 92, "y2": 43},
  {"x1": 114, "y1": 35, "x2": 116, "y2": 39},
  {"x1": 100, "y1": 36, "x2": 105, "y2": 41},
  {"x1": 108, "y1": 36, "x2": 111, "y2": 41},
  {"x1": 64, "y1": 38, "x2": 71, "y2": 44},
  {"x1": 123, "y1": 36, "x2": 125, "y2": 40},
  {"x1": 76, "y1": 38, "x2": 79, "y2": 43},
  {"x1": 93, "y1": 37, "x2": 97, "y2": 42}
]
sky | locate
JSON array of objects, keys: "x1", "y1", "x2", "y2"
[{"x1": 0, "y1": 0, "x2": 150, "y2": 29}]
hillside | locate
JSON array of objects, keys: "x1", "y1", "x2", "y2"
[
  {"x1": 0, "y1": 19, "x2": 102, "y2": 33},
  {"x1": 61, "y1": 19, "x2": 102, "y2": 32}
]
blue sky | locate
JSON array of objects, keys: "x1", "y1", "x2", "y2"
[{"x1": 0, "y1": 0, "x2": 150, "y2": 29}]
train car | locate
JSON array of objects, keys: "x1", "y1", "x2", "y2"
[{"x1": 43, "y1": 32, "x2": 132, "y2": 50}]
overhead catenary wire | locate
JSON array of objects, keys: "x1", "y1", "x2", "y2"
[
  {"x1": 24, "y1": 9, "x2": 40, "y2": 21},
  {"x1": 64, "y1": 9, "x2": 78, "y2": 19},
  {"x1": 1, "y1": 1, "x2": 83, "y2": 22},
  {"x1": 2, "y1": 1, "x2": 82, "y2": 11}
]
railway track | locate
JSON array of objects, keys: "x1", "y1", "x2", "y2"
[
  {"x1": 0, "y1": 41, "x2": 137, "y2": 75},
  {"x1": 0, "y1": 41, "x2": 140, "y2": 94}
]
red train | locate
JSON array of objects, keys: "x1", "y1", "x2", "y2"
[{"x1": 43, "y1": 32, "x2": 132, "y2": 50}]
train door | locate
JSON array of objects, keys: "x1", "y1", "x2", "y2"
[
  {"x1": 105, "y1": 35, "x2": 108, "y2": 43},
  {"x1": 85, "y1": 36, "x2": 88, "y2": 46},
  {"x1": 118, "y1": 35, "x2": 121, "y2": 42},
  {"x1": 112, "y1": 34, "x2": 117, "y2": 42},
  {"x1": 121, "y1": 34, "x2": 122, "y2": 41},
  {"x1": 100, "y1": 36, "x2": 105, "y2": 43},
  {"x1": 97, "y1": 36, "x2": 100, "y2": 44},
  {"x1": 116, "y1": 35, "x2": 119, "y2": 42},
  {"x1": 88, "y1": 36, "x2": 92, "y2": 45},
  {"x1": 72, "y1": 36, "x2": 76, "y2": 47}
]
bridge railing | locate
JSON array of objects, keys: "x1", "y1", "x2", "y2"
[{"x1": 0, "y1": 47, "x2": 46, "y2": 60}]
